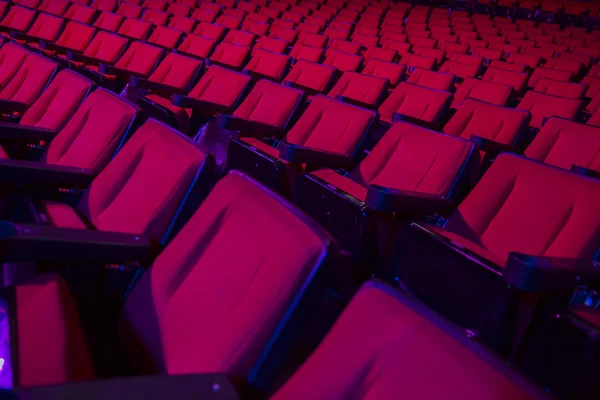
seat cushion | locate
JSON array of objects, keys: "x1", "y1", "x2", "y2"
[{"x1": 16, "y1": 274, "x2": 95, "y2": 387}]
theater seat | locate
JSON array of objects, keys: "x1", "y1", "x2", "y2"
[
  {"x1": 209, "y1": 42, "x2": 250, "y2": 69},
  {"x1": 507, "y1": 53, "x2": 540, "y2": 69},
  {"x1": 534, "y1": 79, "x2": 586, "y2": 99},
  {"x1": 229, "y1": 95, "x2": 376, "y2": 193},
  {"x1": 379, "y1": 82, "x2": 452, "y2": 125},
  {"x1": 270, "y1": 26, "x2": 298, "y2": 43},
  {"x1": 244, "y1": 49, "x2": 291, "y2": 82},
  {"x1": 323, "y1": 50, "x2": 362, "y2": 72},
  {"x1": 438, "y1": 60, "x2": 479, "y2": 81},
  {"x1": 147, "y1": 26, "x2": 184, "y2": 49},
  {"x1": 516, "y1": 91, "x2": 582, "y2": 130},
  {"x1": 327, "y1": 71, "x2": 388, "y2": 109},
  {"x1": 326, "y1": 40, "x2": 361, "y2": 57},
  {"x1": 0, "y1": 43, "x2": 29, "y2": 89},
  {"x1": 581, "y1": 76, "x2": 600, "y2": 99},
  {"x1": 544, "y1": 57, "x2": 583, "y2": 77},
  {"x1": 253, "y1": 36, "x2": 288, "y2": 55},
  {"x1": 407, "y1": 68, "x2": 454, "y2": 91},
  {"x1": 223, "y1": 29, "x2": 255, "y2": 47},
  {"x1": 193, "y1": 22, "x2": 225, "y2": 41},
  {"x1": 168, "y1": 15, "x2": 196, "y2": 33},
  {"x1": 0, "y1": 5, "x2": 35, "y2": 34},
  {"x1": 117, "y1": 18, "x2": 152, "y2": 40},
  {"x1": 63, "y1": 4, "x2": 96, "y2": 24},
  {"x1": 15, "y1": 12, "x2": 63, "y2": 44},
  {"x1": 271, "y1": 281, "x2": 545, "y2": 400},
  {"x1": 489, "y1": 60, "x2": 528, "y2": 72},
  {"x1": 289, "y1": 43, "x2": 324, "y2": 63},
  {"x1": 293, "y1": 121, "x2": 474, "y2": 254},
  {"x1": 527, "y1": 67, "x2": 573, "y2": 89},
  {"x1": 399, "y1": 53, "x2": 437, "y2": 71},
  {"x1": 63, "y1": 31, "x2": 128, "y2": 69},
  {"x1": 444, "y1": 98, "x2": 530, "y2": 147},
  {"x1": 361, "y1": 58, "x2": 405, "y2": 87},
  {"x1": 482, "y1": 67, "x2": 528, "y2": 93},
  {"x1": 94, "y1": 12, "x2": 124, "y2": 32},
  {"x1": 524, "y1": 117, "x2": 600, "y2": 173},
  {"x1": 363, "y1": 46, "x2": 397, "y2": 63},
  {"x1": 283, "y1": 59, "x2": 335, "y2": 95},
  {"x1": 451, "y1": 78, "x2": 512, "y2": 109},
  {"x1": 0, "y1": 53, "x2": 58, "y2": 114},
  {"x1": 141, "y1": 8, "x2": 169, "y2": 26},
  {"x1": 116, "y1": 1, "x2": 142, "y2": 18},
  {"x1": 39, "y1": 0, "x2": 70, "y2": 16},
  {"x1": 176, "y1": 34, "x2": 216, "y2": 59}
]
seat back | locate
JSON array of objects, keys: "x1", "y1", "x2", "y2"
[
  {"x1": 289, "y1": 43, "x2": 324, "y2": 63},
  {"x1": 525, "y1": 117, "x2": 600, "y2": 173},
  {"x1": 452, "y1": 78, "x2": 512, "y2": 109},
  {"x1": 148, "y1": 26, "x2": 183, "y2": 48},
  {"x1": 379, "y1": 82, "x2": 452, "y2": 124},
  {"x1": 94, "y1": 11, "x2": 124, "y2": 32},
  {"x1": 168, "y1": 15, "x2": 195, "y2": 33},
  {"x1": 63, "y1": 4, "x2": 96, "y2": 23},
  {"x1": 534, "y1": 78, "x2": 586, "y2": 99},
  {"x1": 528, "y1": 67, "x2": 573, "y2": 88},
  {"x1": 350, "y1": 121, "x2": 474, "y2": 197},
  {"x1": 284, "y1": 59, "x2": 335, "y2": 93},
  {"x1": 327, "y1": 71, "x2": 387, "y2": 107},
  {"x1": 407, "y1": 68, "x2": 454, "y2": 91},
  {"x1": 121, "y1": 170, "x2": 331, "y2": 377},
  {"x1": 20, "y1": 70, "x2": 93, "y2": 131},
  {"x1": 90, "y1": 0, "x2": 116, "y2": 12},
  {"x1": 445, "y1": 153, "x2": 600, "y2": 262},
  {"x1": 286, "y1": 95, "x2": 375, "y2": 156},
  {"x1": 177, "y1": 34, "x2": 215, "y2": 59},
  {"x1": 194, "y1": 22, "x2": 225, "y2": 40},
  {"x1": 117, "y1": 17, "x2": 152, "y2": 40},
  {"x1": 77, "y1": 119, "x2": 205, "y2": 241},
  {"x1": 516, "y1": 91, "x2": 582, "y2": 129},
  {"x1": 0, "y1": 5, "x2": 35, "y2": 31},
  {"x1": 271, "y1": 281, "x2": 548, "y2": 400},
  {"x1": 482, "y1": 67, "x2": 527, "y2": 92},
  {"x1": 439, "y1": 60, "x2": 479, "y2": 80},
  {"x1": 115, "y1": 41, "x2": 163, "y2": 76},
  {"x1": 43, "y1": 89, "x2": 138, "y2": 171},
  {"x1": 544, "y1": 57, "x2": 583, "y2": 76},
  {"x1": 83, "y1": 31, "x2": 128, "y2": 63},
  {"x1": 233, "y1": 79, "x2": 303, "y2": 128},
  {"x1": 149, "y1": 53, "x2": 202, "y2": 90},
  {"x1": 444, "y1": 98, "x2": 530, "y2": 144},
  {"x1": 188, "y1": 65, "x2": 251, "y2": 107},
  {"x1": 26, "y1": 12, "x2": 63, "y2": 41},
  {"x1": 167, "y1": 3, "x2": 191, "y2": 17},
  {"x1": 362, "y1": 58, "x2": 405, "y2": 87},
  {"x1": 223, "y1": 29, "x2": 256, "y2": 47},
  {"x1": 0, "y1": 43, "x2": 29, "y2": 88},
  {"x1": 245, "y1": 49, "x2": 290, "y2": 81},
  {"x1": 0, "y1": 53, "x2": 57, "y2": 106},
  {"x1": 141, "y1": 8, "x2": 169, "y2": 26},
  {"x1": 399, "y1": 53, "x2": 437, "y2": 71},
  {"x1": 116, "y1": 2, "x2": 143, "y2": 18},
  {"x1": 39, "y1": 0, "x2": 70, "y2": 16},
  {"x1": 55, "y1": 21, "x2": 96, "y2": 51},
  {"x1": 323, "y1": 50, "x2": 363, "y2": 72},
  {"x1": 252, "y1": 36, "x2": 288, "y2": 55}
]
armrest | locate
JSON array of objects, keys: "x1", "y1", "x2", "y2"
[
  {"x1": 0, "y1": 100, "x2": 28, "y2": 114},
  {"x1": 571, "y1": 165, "x2": 600, "y2": 180},
  {"x1": 129, "y1": 77, "x2": 188, "y2": 97},
  {"x1": 40, "y1": 41, "x2": 80, "y2": 54},
  {"x1": 392, "y1": 112, "x2": 440, "y2": 130},
  {"x1": 98, "y1": 64, "x2": 148, "y2": 80},
  {"x1": 67, "y1": 51, "x2": 114, "y2": 66},
  {"x1": 0, "y1": 122, "x2": 57, "y2": 141},
  {"x1": 171, "y1": 94, "x2": 232, "y2": 114},
  {"x1": 503, "y1": 253, "x2": 600, "y2": 292},
  {"x1": 365, "y1": 185, "x2": 456, "y2": 214},
  {"x1": 9, "y1": 30, "x2": 39, "y2": 42},
  {"x1": 0, "y1": 159, "x2": 95, "y2": 188},
  {"x1": 278, "y1": 142, "x2": 357, "y2": 170},
  {"x1": 470, "y1": 135, "x2": 520, "y2": 158},
  {"x1": 12, "y1": 374, "x2": 241, "y2": 399},
  {"x1": 0, "y1": 221, "x2": 152, "y2": 265},
  {"x1": 216, "y1": 114, "x2": 285, "y2": 139},
  {"x1": 284, "y1": 80, "x2": 320, "y2": 96},
  {"x1": 336, "y1": 95, "x2": 378, "y2": 110}
]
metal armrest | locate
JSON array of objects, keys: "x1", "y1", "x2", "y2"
[
  {"x1": 0, "y1": 122, "x2": 57, "y2": 141},
  {"x1": 392, "y1": 112, "x2": 440, "y2": 130},
  {"x1": 0, "y1": 221, "x2": 152, "y2": 265},
  {"x1": 0, "y1": 100, "x2": 28, "y2": 114},
  {"x1": 67, "y1": 51, "x2": 114, "y2": 66},
  {"x1": 278, "y1": 142, "x2": 357, "y2": 169},
  {"x1": 171, "y1": 95, "x2": 232, "y2": 114},
  {"x1": 336, "y1": 95, "x2": 378, "y2": 110},
  {"x1": 216, "y1": 114, "x2": 285, "y2": 139},
  {"x1": 571, "y1": 165, "x2": 600, "y2": 180},
  {"x1": 98, "y1": 64, "x2": 148, "y2": 80},
  {"x1": 0, "y1": 159, "x2": 95, "y2": 188},
  {"x1": 129, "y1": 77, "x2": 188, "y2": 97},
  {"x1": 366, "y1": 185, "x2": 456, "y2": 215},
  {"x1": 503, "y1": 253, "x2": 600, "y2": 292},
  {"x1": 470, "y1": 135, "x2": 520, "y2": 157}
]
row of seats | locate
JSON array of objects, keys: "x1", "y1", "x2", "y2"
[{"x1": 0, "y1": 0, "x2": 598, "y2": 398}]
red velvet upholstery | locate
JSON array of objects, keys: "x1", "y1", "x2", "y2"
[
  {"x1": 0, "y1": 53, "x2": 57, "y2": 106},
  {"x1": 528, "y1": 67, "x2": 573, "y2": 89},
  {"x1": 24, "y1": 13, "x2": 63, "y2": 42},
  {"x1": 168, "y1": 15, "x2": 196, "y2": 33},
  {"x1": 430, "y1": 153, "x2": 600, "y2": 265},
  {"x1": 117, "y1": 18, "x2": 152, "y2": 40},
  {"x1": 223, "y1": 29, "x2": 255, "y2": 46},
  {"x1": 525, "y1": 117, "x2": 600, "y2": 172},
  {"x1": 167, "y1": 2, "x2": 191, "y2": 17},
  {"x1": 177, "y1": 34, "x2": 215, "y2": 58},
  {"x1": 326, "y1": 40, "x2": 361, "y2": 56},
  {"x1": 439, "y1": 60, "x2": 479, "y2": 80},
  {"x1": 63, "y1": 4, "x2": 96, "y2": 23},
  {"x1": 94, "y1": 12, "x2": 124, "y2": 32},
  {"x1": 233, "y1": 79, "x2": 303, "y2": 127},
  {"x1": 444, "y1": 98, "x2": 530, "y2": 144},
  {"x1": 245, "y1": 49, "x2": 290, "y2": 81},
  {"x1": 482, "y1": 67, "x2": 527, "y2": 92},
  {"x1": 148, "y1": 26, "x2": 184, "y2": 49},
  {"x1": 210, "y1": 42, "x2": 249, "y2": 69},
  {"x1": 187, "y1": 65, "x2": 251, "y2": 109},
  {"x1": 39, "y1": 0, "x2": 70, "y2": 15},
  {"x1": 327, "y1": 71, "x2": 387, "y2": 107},
  {"x1": 0, "y1": 5, "x2": 35, "y2": 32},
  {"x1": 270, "y1": 26, "x2": 298, "y2": 43},
  {"x1": 43, "y1": 89, "x2": 137, "y2": 171},
  {"x1": 407, "y1": 68, "x2": 454, "y2": 91},
  {"x1": 451, "y1": 78, "x2": 512, "y2": 109},
  {"x1": 148, "y1": 52, "x2": 202, "y2": 90},
  {"x1": 116, "y1": 2, "x2": 143, "y2": 18},
  {"x1": 516, "y1": 91, "x2": 582, "y2": 129},
  {"x1": 90, "y1": 0, "x2": 117, "y2": 12},
  {"x1": 362, "y1": 58, "x2": 405, "y2": 86},
  {"x1": 399, "y1": 53, "x2": 437, "y2": 70},
  {"x1": 379, "y1": 82, "x2": 451, "y2": 124},
  {"x1": 272, "y1": 281, "x2": 541, "y2": 400},
  {"x1": 544, "y1": 57, "x2": 583, "y2": 76},
  {"x1": 507, "y1": 53, "x2": 540, "y2": 69},
  {"x1": 81, "y1": 31, "x2": 128, "y2": 64},
  {"x1": 193, "y1": 22, "x2": 225, "y2": 40},
  {"x1": 534, "y1": 79, "x2": 586, "y2": 99},
  {"x1": 289, "y1": 43, "x2": 324, "y2": 62},
  {"x1": 284, "y1": 59, "x2": 335, "y2": 93},
  {"x1": 0, "y1": 43, "x2": 29, "y2": 89},
  {"x1": 312, "y1": 121, "x2": 473, "y2": 202},
  {"x1": 110, "y1": 41, "x2": 163, "y2": 77},
  {"x1": 253, "y1": 36, "x2": 288, "y2": 55},
  {"x1": 121, "y1": 171, "x2": 328, "y2": 375}
]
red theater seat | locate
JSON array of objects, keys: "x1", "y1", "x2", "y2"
[
  {"x1": 168, "y1": 15, "x2": 196, "y2": 33},
  {"x1": 517, "y1": 91, "x2": 582, "y2": 129},
  {"x1": 399, "y1": 53, "x2": 437, "y2": 71},
  {"x1": 244, "y1": 49, "x2": 290, "y2": 81},
  {"x1": 438, "y1": 60, "x2": 479, "y2": 81},
  {"x1": 323, "y1": 50, "x2": 362, "y2": 72},
  {"x1": 524, "y1": 117, "x2": 600, "y2": 173},
  {"x1": 379, "y1": 82, "x2": 451, "y2": 125},
  {"x1": 534, "y1": 79, "x2": 586, "y2": 99},
  {"x1": 223, "y1": 29, "x2": 256, "y2": 47},
  {"x1": 39, "y1": 0, "x2": 71, "y2": 16},
  {"x1": 90, "y1": 0, "x2": 117, "y2": 12},
  {"x1": 362, "y1": 58, "x2": 405, "y2": 87},
  {"x1": 63, "y1": 4, "x2": 96, "y2": 24},
  {"x1": 252, "y1": 36, "x2": 288, "y2": 55},
  {"x1": 296, "y1": 31, "x2": 328, "y2": 48},
  {"x1": 63, "y1": 31, "x2": 128, "y2": 68},
  {"x1": 147, "y1": 26, "x2": 184, "y2": 49},
  {"x1": 0, "y1": 5, "x2": 35, "y2": 33},
  {"x1": 176, "y1": 33, "x2": 215, "y2": 59},
  {"x1": 167, "y1": 2, "x2": 191, "y2": 17},
  {"x1": 94, "y1": 12, "x2": 124, "y2": 32},
  {"x1": 284, "y1": 59, "x2": 336, "y2": 95},
  {"x1": 527, "y1": 67, "x2": 573, "y2": 89},
  {"x1": 407, "y1": 68, "x2": 454, "y2": 91},
  {"x1": 507, "y1": 53, "x2": 540, "y2": 69},
  {"x1": 0, "y1": 43, "x2": 29, "y2": 90},
  {"x1": 326, "y1": 40, "x2": 361, "y2": 57},
  {"x1": 289, "y1": 43, "x2": 324, "y2": 63},
  {"x1": 451, "y1": 78, "x2": 512, "y2": 109},
  {"x1": 482, "y1": 67, "x2": 527, "y2": 93},
  {"x1": 117, "y1": 18, "x2": 153, "y2": 40},
  {"x1": 327, "y1": 71, "x2": 388, "y2": 109},
  {"x1": 270, "y1": 26, "x2": 298, "y2": 43},
  {"x1": 193, "y1": 22, "x2": 225, "y2": 41},
  {"x1": 271, "y1": 281, "x2": 545, "y2": 400}
]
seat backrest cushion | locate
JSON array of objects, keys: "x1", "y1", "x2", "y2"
[
  {"x1": 379, "y1": 82, "x2": 451, "y2": 124},
  {"x1": 284, "y1": 59, "x2": 335, "y2": 92},
  {"x1": 0, "y1": 43, "x2": 29, "y2": 88},
  {"x1": 115, "y1": 41, "x2": 163, "y2": 76},
  {"x1": 516, "y1": 91, "x2": 582, "y2": 129},
  {"x1": 0, "y1": 53, "x2": 57, "y2": 105},
  {"x1": 149, "y1": 53, "x2": 202, "y2": 89},
  {"x1": 451, "y1": 78, "x2": 512, "y2": 109},
  {"x1": 233, "y1": 80, "x2": 303, "y2": 127},
  {"x1": 188, "y1": 65, "x2": 251, "y2": 107},
  {"x1": 327, "y1": 71, "x2": 387, "y2": 106}
]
